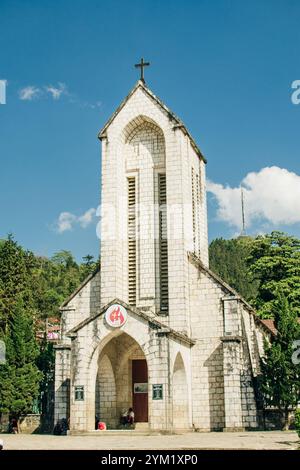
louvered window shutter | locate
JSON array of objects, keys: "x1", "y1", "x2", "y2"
[
  {"x1": 128, "y1": 177, "x2": 136, "y2": 306},
  {"x1": 159, "y1": 174, "x2": 168, "y2": 312}
]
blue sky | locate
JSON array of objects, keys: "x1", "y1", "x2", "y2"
[{"x1": 1, "y1": 0, "x2": 300, "y2": 261}]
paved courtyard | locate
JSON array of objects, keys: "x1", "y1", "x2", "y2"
[{"x1": 0, "y1": 431, "x2": 299, "y2": 450}]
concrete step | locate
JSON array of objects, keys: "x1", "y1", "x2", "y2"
[
  {"x1": 69, "y1": 423, "x2": 160, "y2": 436},
  {"x1": 69, "y1": 429, "x2": 159, "y2": 436},
  {"x1": 134, "y1": 422, "x2": 149, "y2": 431},
  {"x1": 68, "y1": 423, "x2": 155, "y2": 436}
]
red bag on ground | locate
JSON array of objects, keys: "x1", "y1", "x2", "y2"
[{"x1": 98, "y1": 422, "x2": 106, "y2": 430}]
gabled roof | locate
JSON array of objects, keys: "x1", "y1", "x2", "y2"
[
  {"x1": 98, "y1": 80, "x2": 207, "y2": 163},
  {"x1": 260, "y1": 317, "x2": 300, "y2": 336},
  {"x1": 66, "y1": 297, "x2": 195, "y2": 346},
  {"x1": 60, "y1": 265, "x2": 100, "y2": 309},
  {"x1": 260, "y1": 319, "x2": 277, "y2": 336}
]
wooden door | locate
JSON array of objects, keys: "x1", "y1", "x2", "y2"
[{"x1": 132, "y1": 359, "x2": 148, "y2": 422}]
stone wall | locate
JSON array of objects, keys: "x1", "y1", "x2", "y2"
[
  {"x1": 54, "y1": 344, "x2": 71, "y2": 423},
  {"x1": 188, "y1": 259, "x2": 225, "y2": 430},
  {"x1": 19, "y1": 414, "x2": 41, "y2": 434},
  {"x1": 0, "y1": 414, "x2": 41, "y2": 434},
  {"x1": 96, "y1": 354, "x2": 117, "y2": 427}
]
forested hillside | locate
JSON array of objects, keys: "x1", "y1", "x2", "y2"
[{"x1": 209, "y1": 236, "x2": 258, "y2": 302}]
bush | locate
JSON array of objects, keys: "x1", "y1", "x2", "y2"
[{"x1": 295, "y1": 409, "x2": 300, "y2": 438}]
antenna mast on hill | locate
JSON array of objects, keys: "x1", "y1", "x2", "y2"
[{"x1": 241, "y1": 186, "x2": 246, "y2": 236}]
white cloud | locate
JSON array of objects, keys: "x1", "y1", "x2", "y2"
[
  {"x1": 45, "y1": 82, "x2": 67, "y2": 100},
  {"x1": 207, "y1": 166, "x2": 300, "y2": 230},
  {"x1": 56, "y1": 212, "x2": 77, "y2": 233},
  {"x1": 78, "y1": 208, "x2": 96, "y2": 228},
  {"x1": 55, "y1": 208, "x2": 96, "y2": 233},
  {"x1": 18, "y1": 83, "x2": 100, "y2": 108},
  {"x1": 19, "y1": 86, "x2": 41, "y2": 101}
]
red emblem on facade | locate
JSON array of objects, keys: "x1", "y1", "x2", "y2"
[{"x1": 105, "y1": 304, "x2": 127, "y2": 328}]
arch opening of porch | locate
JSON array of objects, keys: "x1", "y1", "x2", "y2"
[{"x1": 94, "y1": 332, "x2": 149, "y2": 429}]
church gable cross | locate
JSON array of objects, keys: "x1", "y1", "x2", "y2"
[{"x1": 135, "y1": 57, "x2": 150, "y2": 82}]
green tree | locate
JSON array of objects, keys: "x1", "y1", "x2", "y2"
[
  {"x1": 259, "y1": 293, "x2": 300, "y2": 430},
  {"x1": 33, "y1": 251, "x2": 82, "y2": 318},
  {"x1": 209, "y1": 236, "x2": 258, "y2": 302},
  {"x1": 248, "y1": 232, "x2": 300, "y2": 318},
  {"x1": 0, "y1": 236, "x2": 41, "y2": 416},
  {"x1": 80, "y1": 254, "x2": 98, "y2": 281},
  {"x1": 0, "y1": 299, "x2": 42, "y2": 415}
]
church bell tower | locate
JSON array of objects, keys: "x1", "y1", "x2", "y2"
[{"x1": 98, "y1": 61, "x2": 208, "y2": 332}]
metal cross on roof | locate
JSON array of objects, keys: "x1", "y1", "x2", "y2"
[{"x1": 135, "y1": 58, "x2": 150, "y2": 82}]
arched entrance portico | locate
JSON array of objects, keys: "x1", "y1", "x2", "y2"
[{"x1": 94, "y1": 332, "x2": 148, "y2": 429}]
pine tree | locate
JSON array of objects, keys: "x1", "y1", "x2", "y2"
[
  {"x1": 0, "y1": 299, "x2": 42, "y2": 415},
  {"x1": 0, "y1": 237, "x2": 42, "y2": 416},
  {"x1": 0, "y1": 235, "x2": 36, "y2": 331}
]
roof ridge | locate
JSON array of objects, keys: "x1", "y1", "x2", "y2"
[
  {"x1": 98, "y1": 80, "x2": 206, "y2": 163},
  {"x1": 66, "y1": 297, "x2": 195, "y2": 346}
]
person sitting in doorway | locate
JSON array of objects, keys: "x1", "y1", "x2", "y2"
[
  {"x1": 120, "y1": 407, "x2": 135, "y2": 426},
  {"x1": 127, "y1": 408, "x2": 135, "y2": 425}
]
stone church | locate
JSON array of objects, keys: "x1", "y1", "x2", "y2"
[{"x1": 54, "y1": 66, "x2": 272, "y2": 432}]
